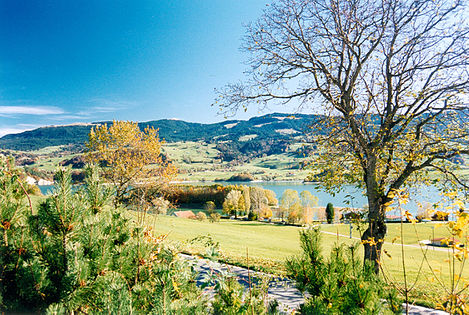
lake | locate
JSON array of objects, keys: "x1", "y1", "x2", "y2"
[
  {"x1": 189, "y1": 181, "x2": 459, "y2": 216},
  {"x1": 40, "y1": 181, "x2": 463, "y2": 217}
]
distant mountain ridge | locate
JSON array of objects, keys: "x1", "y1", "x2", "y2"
[{"x1": 0, "y1": 113, "x2": 320, "y2": 151}]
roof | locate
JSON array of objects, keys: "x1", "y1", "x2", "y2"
[{"x1": 173, "y1": 210, "x2": 196, "y2": 219}]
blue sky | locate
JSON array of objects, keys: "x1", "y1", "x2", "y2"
[{"x1": 0, "y1": 0, "x2": 289, "y2": 137}]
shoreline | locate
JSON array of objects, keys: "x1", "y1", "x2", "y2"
[{"x1": 169, "y1": 179, "x2": 319, "y2": 184}]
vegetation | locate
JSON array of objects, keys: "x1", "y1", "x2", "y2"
[
  {"x1": 217, "y1": 0, "x2": 469, "y2": 271},
  {"x1": 0, "y1": 125, "x2": 93, "y2": 151},
  {"x1": 278, "y1": 190, "x2": 318, "y2": 224},
  {"x1": 8, "y1": 123, "x2": 466, "y2": 185},
  {"x1": 0, "y1": 159, "x2": 206, "y2": 313},
  {"x1": 151, "y1": 214, "x2": 469, "y2": 307},
  {"x1": 227, "y1": 172, "x2": 254, "y2": 182},
  {"x1": 164, "y1": 184, "x2": 227, "y2": 208},
  {"x1": 204, "y1": 201, "x2": 216, "y2": 213},
  {"x1": 0, "y1": 113, "x2": 318, "y2": 151},
  {"x1": 286, "y1": 229, "x2": 400, "y2": 314},
  {"x1": 210, "y1": 275, "x2": 274, "y2": 315},
  {"x1": 326, "y1": 203, "x2": 334, "y2": 224},
  {"x1": 222, "y1": 190, "x2": 243, "y2": 217},
  {"x1": 87, "y1": 120, "x2": 176, "y2": 207},
  {"x1": 2, "y1": 145, "x2": 467, "y2": 311},
  {"x1": 247, "y1": 211, "x2": 258, "y2": 221}
]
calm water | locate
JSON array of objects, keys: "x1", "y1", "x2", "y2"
[
  {"x1": 190, "y1": 181, "x2": 447, "y2": 216},
  {"x1": 39, "y1": 181, "x2": 463, "y2": 216},
  {"x1": 38, "y1": 185, "x2": 55, "y2": 195}
]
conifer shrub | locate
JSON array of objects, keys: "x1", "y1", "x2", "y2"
[
  {"x1": 210, "y1": 274, "x2": 275, "y2": 314},
  {"x1": 286, "y1": 228, "x2": 401, "y2": 314},
  {"x1": 0, "y1": 158, "x2": 207, "y2": 313},
  {"x1": 325, "y1": 202, "x2": 334, "y2": 224}
]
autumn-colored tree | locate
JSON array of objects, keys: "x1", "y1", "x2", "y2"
[
  {"x1": 300, "y1": 191, "x2": 318, "y2": 209},
  {"x1": 241, "y1": 186, "x2": 251, "y2": 213},
  {"x1": 264, "y1": 189, "x2": 278, "y2": 207},
  {"x1": 217, "y1": 0, "x2": 469, "y2": 271},
  {"x1": 222, "y1": 200, "x2": 234, "y2": 216},
  {"x1": 87, "y1": 121, "x2": 176, "y2": 208},
  {"x1": 249, "y1": 187, "x2": 268, "y2": 213},
  {"x1": 237, "y1": 195, "x2": 246, "y2": 215},
  {"x1": 223, "y1": 190, "x2": 242, "y2": 217},
  {"x1": 259, "y1": 205, "x2": 273, "y2": 220},
  {"x1": 287, "y1": 202, "x2": 303, "y2": 224},
  {"x1": 300, "y1": 191, "x2": 318, "y2": 224},
  {"x1": 279, "y1": 189, "x2": 301, "y2": 222}
]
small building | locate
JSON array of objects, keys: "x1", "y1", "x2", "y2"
[{"x1": 173, "y1": 210, "x2": 196, "y2": 219}]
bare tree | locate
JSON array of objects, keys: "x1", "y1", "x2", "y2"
[{"x1": 216, "y1": 0, "x2": 469, "y2": 271}]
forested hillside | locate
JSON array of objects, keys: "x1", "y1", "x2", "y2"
[{"x1": 0, "y1": 113, "x2": 320, "y2": 150}]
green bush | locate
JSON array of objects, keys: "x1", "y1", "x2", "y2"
[
  {"x1": 210, "y1": 212, "x2": 221, "y2": 223},
  {"x1": 204, "y1": 201, "x2": 216, "y2": 214},
  {"x1": 248, "y1": 211, "x2": 258, "y2": 221},
  {"x1": 286, "y1": 228, "x2": 401, "y2": 314}
]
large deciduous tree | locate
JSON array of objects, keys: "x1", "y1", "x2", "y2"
[{"x1": 217, "y1": 0, "x2": 469, "y2": 270}]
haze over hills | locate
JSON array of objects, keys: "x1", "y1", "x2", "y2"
[{"x1": 0, "y1": 113, "x2": 320, "y2": 151}]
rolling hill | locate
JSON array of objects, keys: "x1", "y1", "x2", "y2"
[{"x1": 0, "y1": 113, "x2": 320, "y2": 151}]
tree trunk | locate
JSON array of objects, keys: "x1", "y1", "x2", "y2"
[
  {"x1": 361, "y1": 216, "x2": 387, "y2": 273},
  {"x1": 361, "y1": 191, "x2": 387, "y2": 273},
  {"x1": 362, "y1": 159, "x2": 387, "y2": 273}
]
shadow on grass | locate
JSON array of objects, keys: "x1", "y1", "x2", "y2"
[{"x1": 228, "y1": 222, "x2": 298, "y2": 228}]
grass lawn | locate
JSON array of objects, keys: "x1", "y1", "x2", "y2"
[
  {"x1": 150, "y1": 215, "x2": 304, "y2": 272},
  {"x1": 149, "y1": 215, "x2": 468, "y2": 306}
]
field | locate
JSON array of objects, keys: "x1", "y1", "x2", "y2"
[
  {"x1": 149, "y1": 214, "x2": 468, "y2": 306},
  {"x1": 163, "y1": 141, "x2": 309, "y2": 181},
  {"x1": 8, "y1": 140, "x2": 469, "y2": 184},
  {"x1": 12, "y1": 141, "x2": 311, "y2": 182}
]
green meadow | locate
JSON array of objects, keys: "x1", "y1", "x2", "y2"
[{"x1": 148, "y1": 214, "x2": 468, "y2": 306}]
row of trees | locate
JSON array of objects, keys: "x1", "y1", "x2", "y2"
[
  {"x1": 278, "y1": 189, "x2": 318, "y2": 224},
  {"x1": 220, "y1": 187, "x2": 340, "y2": 225},
  {"x1": 222, "y1": 186, "x2": 277, "y2": 219}
]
